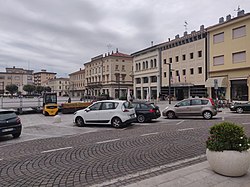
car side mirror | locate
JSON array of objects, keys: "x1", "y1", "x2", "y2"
[
  {"x1": 175, "y1": 104, "x2": 179, "y2": 107},
  {"x1": 85, "y1": 108, "x2": 90, "y2": 112}
]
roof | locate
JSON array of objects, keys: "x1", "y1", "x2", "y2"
[{"x1": 109, "y1": 52, "x2": 131, "y2": 58}]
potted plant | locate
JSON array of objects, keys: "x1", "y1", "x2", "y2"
[{"x1": 206, "y1": 122, "x2": 250, "y2": 177}]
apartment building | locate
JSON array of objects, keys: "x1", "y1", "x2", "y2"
[
  {"x1": 33, "y1": 69, "x2": 56, "y2": 86},
  {"x1": 84, "y1": 49, "x2": 133, "y2": 98},
  {"x1": 42, "y1": 77, "x2": 70, "y2": 97},
  {"x1": 68, "y1": 68, "x2": 85, "y2": 97},
  {"x1": 131, "y1": 45, "x2": 161, "y2": 100},
  {"x1": 0, "y1": 66, "x2": 33, "y2": 94},
  {"x1": 161, "y1": 26, "x2": 207, "y2": 100},
  {"x1": 206, "y1": 10, "x2": 250, "y2": 101}
]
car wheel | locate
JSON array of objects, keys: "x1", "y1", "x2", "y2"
[
  {"x1": 12, "y1": 132, "x2": 21, "y2": 138},
  {"x1": 236, "y1": 107, "x2": 243, "y2": 114},
  {"x1": 167, "y1": 111, "x2": 175, "y2": 119},
  {"x1": 111, "y1": 117, "x2": 122, "y2": 128},
  {"x1": 75, "y1": 116, "x2": 85, "y2": 127},
  {"x1": 203, "y1": 111, "x2": 212, "y2": 119},
  {"x1": 137, "y1": 114, "x2": 146, "y2": 123}
]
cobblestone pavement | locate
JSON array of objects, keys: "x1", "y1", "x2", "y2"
[{"x1": 0, "y1": 104, "x2": 250, "y2": 186}]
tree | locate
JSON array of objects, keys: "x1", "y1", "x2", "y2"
[
  {"x1": 44, "y1": 86, "x2": 51, "y2": 92},
  {"x1": 36, "y1": 86, "x2": 44, "y2": 94},
  {"x1": 23, "y1": 84, "x2": 36, "y2": 95},
  {"x1": 6, "y1": 84, "x2": 18, "y2": 96}
]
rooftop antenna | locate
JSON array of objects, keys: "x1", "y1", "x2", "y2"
[
  {"x1": 107, "y1": 43, "x2": 112, "y2": 53},
  {"x1": 184, "y1": 21, "x2": 188, "y2": 32},
  {"x1": 234, "y1": 5, "x2": 241, "y2": 16}
]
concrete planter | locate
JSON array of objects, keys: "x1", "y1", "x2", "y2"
[{"x1": 206, "y1": 149, "x2": 250, "y2": 177}]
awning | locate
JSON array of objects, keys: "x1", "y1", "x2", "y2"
[
  {"x1": 171, "y1": 83, "x2": 194, "y2": 87},
  {"x1": 205, "y1": 77, "x2": 228, "y2": 87}
]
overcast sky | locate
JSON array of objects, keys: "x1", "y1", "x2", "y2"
[{"x1": 0, "y1": 0, "x2": 249, "y2": 77}]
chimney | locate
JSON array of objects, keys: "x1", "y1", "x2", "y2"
[
  {"x1": 184, "y1": 31, "x2": 188, "y2": 36},
  {"x1": 200, "y1": 25, "x2": 205, "y2": 31},
  {"x1": 237, "y1": 10, "x2": 245, "y2": 17},
  {"x1": 191, "y1": 30, "x2": 196, "y2": 34},
  {"x1": 226, "y1": 14, "x2": 231, "y2": 21},
  {"x1": 116, "y1": 48, "x2": 118, "y2": 53},
  {"x1": 111, "y1": 50, "x2": 113, "y2": 54},
  {"x1": 151, "y1": 41, "x2": 154, "y2": 46},
  {"x1": 219, "y1": 17, "x2": 224, "y2": 23},
  {"x1": 175, "y1": 34, "x2": 179, "y2": 39},
  {"x1": 168, "y1": 38, "x2": 171, "y2": 42}
]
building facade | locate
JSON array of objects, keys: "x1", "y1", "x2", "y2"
[
  {"x1": 0, "y1": 66, "x2": 33, "y2": 94},
  {"x1": 84, "y1": 49, "x2": 133, "y2": 99},
  {"x1": 161, "y1": 27, "x2": 207, "y2": 100},
  {"x1": 132, "y1": 45, "x2": 161, "y2": 100},
  {"x1": 68, "y1": 68, "x2": 85, "y2": 97},
  {"x1": 42, "y1": 78, "x2": 70, "y2": 97},
  {"x1": 206, "y1": 11, "x2": 250, "y2": 101},
  {"x1": 33, "y1": 69, "x2": 56, "y2": 86}
]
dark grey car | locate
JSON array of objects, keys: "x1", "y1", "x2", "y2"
[{"x1": 162, "y1": 98, "x2": 218, "y2": 119}]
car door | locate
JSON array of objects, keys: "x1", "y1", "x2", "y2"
[
  {"x1": 99, "y1": 102, "x2": 117, "y2": 124},
  {"x1": 84, "y1": 102, "x2": 102, "y2": 124},
  {"x1": 174, "y1": 100, "x2": 191, "y2": 116},
  {"x1": 190, "y1": 99, "x2": 203, "y2": 115}
]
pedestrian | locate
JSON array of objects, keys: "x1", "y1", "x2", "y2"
[{"x1": 68, "y1": 97, "x2": 71, "y2": 103}]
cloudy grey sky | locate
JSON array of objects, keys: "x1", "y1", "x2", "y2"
[{"x1": 0, "y1": 0, "x2": 249, "y2": 77}]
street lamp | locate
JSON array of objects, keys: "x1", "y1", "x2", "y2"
[{"x1": 166, "y1": 63, "x2": 172, "y2": 104}]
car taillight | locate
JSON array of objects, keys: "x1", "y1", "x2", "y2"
[
  {"x1": 149, "y1": 109, "x2": 156, "y2": 113},
  {"x1": 209, "y1": 98, "x2": 215, "y2": 106},
  {"x1": 16, "y1": 117, "x2": 21, "y2": 124}
]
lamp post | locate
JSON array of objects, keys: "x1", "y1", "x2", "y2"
[{"x1": 166, "y1": 63, "x2": 172, "y2": 104}]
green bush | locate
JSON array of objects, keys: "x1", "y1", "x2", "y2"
[{"x1": 206, "y1": 122, "x2": 250, "y2": 152}]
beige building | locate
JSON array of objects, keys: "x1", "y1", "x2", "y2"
[
  {"x1": 206, "y1": 11, "x2": 250, "y2": 101},
  {"x1": 33, "y1": 69, "x2": 56, "y2": 86},
  {"x1": 43, "y1": 77, "x2": 70, "y2": 97},
  {"x1": 132, "y1": 45, "x2": 161, "y2": 100},
  {"x1": 68, "y1": 68, "x2": 85, "y2": 97},
  {"x1": 0, "y1": 66, "x2": 33, "y2": 94},
  {"x1": 84, "y1": 49, "x2": 133, "y2": 98},
  {"x1": 161, "y1": 26, "x2": 207, "y2": 100}
]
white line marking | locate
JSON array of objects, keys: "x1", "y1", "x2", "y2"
[
  {"x1": 177, "y1": 128, "x2": 194, "y2": 131},
  {"x1": 242, "y1": 123, "x2": 250, "y2": 125},
  {"x1": 176, "y1": 120, "x2": 185, "y2": 125},
  {"x1": 41, "y1": 146, "x2": 73, "y2": 153},
  {"x1": 96, "y1": 138, "x2": 120, "y2": 144},
  {"x1": 222, "y1": 117, "x2": 225, "y2": 121},
  {"x1": 140, "y1": 132, "x2": 159, "y2": 137},
  {"x1": 90, "y1": 155, "x2": 206, "y2": 187},
  {"x1": 0, "y1": 158, "x2": 3, "y2": 161}
]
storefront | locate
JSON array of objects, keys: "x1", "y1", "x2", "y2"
[{"x1": 230, "y1": 79, "x2": 248, "y2": 101}]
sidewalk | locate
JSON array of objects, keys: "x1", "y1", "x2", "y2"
[{"x1": 126, "y1": 161, "x2": 250, "y2": 187}]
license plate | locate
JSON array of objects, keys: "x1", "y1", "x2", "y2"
[{"x1": 2, "y1": 128, "x2": 14, "y2": 132}]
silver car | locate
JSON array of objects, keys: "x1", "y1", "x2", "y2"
[{"x1": 162, "y1": 98, "x2": 217, "y2": 119}]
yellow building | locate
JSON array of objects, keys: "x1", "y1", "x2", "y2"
[
  {"x1": 68, "y1": 68, "x2": 85, "y2": 97},
  {"x1": 33, "y1": 69, "x2": 56, "y2": 86},
  {"x1": 206, "y1": 11, "x2": 250, "y2": 102}
]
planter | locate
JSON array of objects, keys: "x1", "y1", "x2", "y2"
[{"x1": 206, "y1": 149, "x2": 250, "y2": 177}]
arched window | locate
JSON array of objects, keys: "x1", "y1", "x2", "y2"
[
  {"x1": 154, "y1": 59, "x2": 157, "y2": 67},
  {"x1": 146, "y1": 61, "x2": 148, "y2": 69},
  {"x1": 150, "y1": 59, "x2": 153, "y2": 68},
  {"x1": 143, "y1": 61, "x2": 145, "y2": 69}
]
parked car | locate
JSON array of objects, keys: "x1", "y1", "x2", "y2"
[
  {"x1": 73, "y1": 100, "x2": 137, "y2": 128},
  {"x1": 230, "y1": 101, "x2": 250, "y2": 113},
  {"x1": 0, "y1": 109, "x2": 22, "y2": 138},
  {"x1": 131, "y1": 101, "x2": 161, "y2": 123},
  {"x1": 162, "y1": 98, "x2": 217, "y2": 119}
]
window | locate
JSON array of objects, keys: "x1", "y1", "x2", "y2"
[
  {"x1": 190, "y1": 68, "x2": 194, "y2": 75},
  {"x1": 175, "y1": 56, "x2": 179, "y2": 62},
  {"x1": 143, "y1": 77, "x2": 148, "y2": 83},
  {"x1": 198, "y1": 67, "x2": 202, "y2": 74},
  {"x1": 176, "y1": 70, "x2": 179, "y2": 76},
  {"x1": 115, "y1": 65, "x2": 119, "y2": 70},
  {"x1": 101, "y1": 102, "x2": 115, "y2": 110},
  {"x1": 122, "y1": 65, "x2": 125, "y2": 71},
  {"x1": 233, "y1": 26, "x2": 246, "y2": 39},
  {"x1": 164, "y1": 72, "x2": 167, "y2": 77},
  {"x1": 213, "y1": 32, "x2": 224, "y2": 44},
  {"x1": 143, "y1": 61, "x2": 145, "y2": 69},
  {"x1": 178, "y1": 100, "x2": 190, "y2": 106},
  {"x1": 169, "y1": 58, "x2": 172, "y2": 63},
  {"x1": 233, "y1": 51, "x2": 246, "y2": 63},
  {"x1": 145, "y1": 61, "x2": 148, "y2": 69},
  {"x1": 136, "y1": 78, "x2": 141, "y2": 84},
  {"x1": 163, "y1": 59, "x2": 166, "y2": 64},
  {"x1": 151, "y1": 76, "x2": 157, "y2": 83},
  {"x1": 89, "y1": 102, "x2": 102, "y2": 110},
  {"x1": 213, "y1": 55, "x2": 224, "y2": 66},
  {"x1": 107, "y1": 65, "x2": 109, "y2": 72},
  {"x1": 154, "y1": 59, "x2": 157, "y2": 67},
  {"x1": 190, "y1": 52, "x2": 194, "y2": 59},
  {"x1": 191, "y1": 99, "x2": 202, "y2": 105},
  {"x1": 182, "y1": 69, "x2": 186, "y2": 76},
  {"x1": 0, "y1": 76, "x2": 4, "y2": 79},
  {"x1": 182, "y1": 54, "x2": 186, "y2": 61},
  {"x1": 198, "y1": 51, "x2": 202, "y2": 58}
]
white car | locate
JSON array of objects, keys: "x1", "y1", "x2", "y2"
[{"x1": 73, "y1": 100, "x2": 137, "y2": 128}]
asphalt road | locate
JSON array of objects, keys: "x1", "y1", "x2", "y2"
[{"x1": 0, "y1": 109, "x2": 250, "y2": 186}]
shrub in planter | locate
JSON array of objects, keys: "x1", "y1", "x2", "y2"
[{"x1": 206, "y1": 122, "x2": 250, "y2": 176}]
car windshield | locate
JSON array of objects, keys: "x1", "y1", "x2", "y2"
[{"x1": 0, "y1": 111, "x2": 17, "y2": 120}]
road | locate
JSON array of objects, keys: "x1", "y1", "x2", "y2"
[{"x1": 0, "y1": 108, "x2": 250, "y2": 186}]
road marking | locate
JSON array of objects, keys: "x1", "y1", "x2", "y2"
[
  {"x1": 176, "y1": 120, "x2": 185, "y2": 125},
  {"x1": 0, "y1": 158, "x2": 2, "y2": 161},
  {"x1": 91, "y1": 155, "x2": 206, "y2": 187},
  {"x1": 41, "y1": 146, "x2": 73, "y2": 153},
  {"x1": 96, "y1": 138, "x2": 120, "y2": 144},
  {"x1": 222, "y1": 117, "x2": 225, "y2": 121},
  {"x1": 177, "y1": 128, "x2": 194, "y2": 131},
  {"x1": 242, "y1": 123, "x2": 250, "y2": 125},
  {"x1": 140, "y1": 132, "x2": 159, "y2": 137}
]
